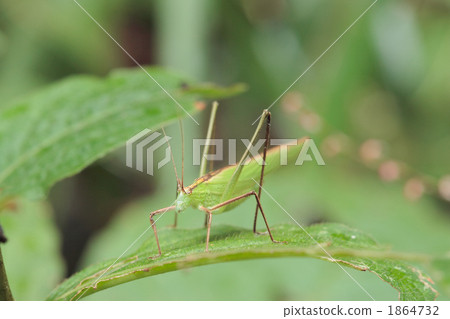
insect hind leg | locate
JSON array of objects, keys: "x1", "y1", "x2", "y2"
[
  {"x1": 253, "y1": 110, "x2": 271, "y2": 235},
  {"x1": 202, "y1": 191, "x2": 285, "y2": 252}
]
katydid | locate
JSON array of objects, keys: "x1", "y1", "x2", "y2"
[{"x1": 149, "y1": 102, "x2": 308, "y2": 258}]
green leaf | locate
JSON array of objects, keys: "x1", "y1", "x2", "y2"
[
  {"x1": 0, "y1": 67, "x2": 237, "y2": 200},
  {"x1": 47, "y1": 223, "x2": 438, "y2": 301}
]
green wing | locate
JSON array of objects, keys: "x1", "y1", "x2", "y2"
[{"x1": 189, "y1": 138, "x2": 308, "y2": 211}]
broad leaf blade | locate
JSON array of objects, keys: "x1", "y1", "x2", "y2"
[
  {"x1": 47, "y1": 223, "x2": 438, "y2": 301},
  {"x1": 0, "y1": 67, "x2": 230, "y2": 200}
]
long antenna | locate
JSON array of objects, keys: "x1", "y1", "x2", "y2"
[
  {"x1": 209, "y1": 115, "x2": 216, "y2": 173},
  {"x1": 161, "y1": 127, "x2": 181, "y2": 192},
  {"x1": 199, "y1": 101, "x2": 219, "y2": 177},
  {"x1": 179, "y1": 118, "x2": 185, "y2": 191}
]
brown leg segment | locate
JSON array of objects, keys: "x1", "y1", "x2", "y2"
[
  {"x1": 148, "y1": 205, "x2": 176, "y2": 259},
  {"x1": 253, "y1": 111, "x2": 271, "y2": 234},
  {"x1": 170, "y1": 212, "x2": 178, "y2": 228},
  {"x1": 202, "y1": 190, "x2": 284, "y2": 252},
  {"x1": 199, "y1": 207, "x2": 213, "y2": 251}
]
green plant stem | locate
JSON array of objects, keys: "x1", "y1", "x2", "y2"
[{"x1": 0, "y1": 246, "x2": 13, "y2": 301}]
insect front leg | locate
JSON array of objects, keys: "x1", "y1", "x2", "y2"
[{"x1": 148, "y1": 205, "x2": 176, "y2": 259}]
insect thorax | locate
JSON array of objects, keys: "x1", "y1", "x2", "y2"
[{"x1": 175, "y1": 191, "x2": 190, "y2": 213}]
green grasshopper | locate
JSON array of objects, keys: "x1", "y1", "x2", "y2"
[{"x1": 148, "y1": 102, "x2": 307, "y2": 258}]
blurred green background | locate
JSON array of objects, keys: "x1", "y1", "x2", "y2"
[{"x1": 1, "y1": 0, "x2": 449, "y2": 300}]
